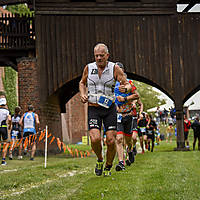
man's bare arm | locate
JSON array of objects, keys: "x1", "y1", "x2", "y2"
[
  {"x1": 116, "y1": 90, "x2": 139, "y2": 102},
  {"x1": 7, "y1": 115, "x2": 12, "y2": 130},
  {"x1": 35, "y1": 114, "x2": 40, "y2": 132},
  {"x1": 19, "y1": 114, "x2": 24, "y2": 128},
  {"x1": 114, "y1": 65, "x2": 132, "y2": 93},
  {"x1": 79, "y1": 66, "x2": 88, "y2": 103}
]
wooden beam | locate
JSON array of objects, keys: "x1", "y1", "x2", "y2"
[{"x1": 0, "y1": 0, "x2": 32, "y2": 6}]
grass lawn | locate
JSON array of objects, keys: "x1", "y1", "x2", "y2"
[{"x1": 0, "y1": 137, "x2": 200, "y2": 200}]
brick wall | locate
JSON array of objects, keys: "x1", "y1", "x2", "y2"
[
  {"x1": 17, "y1": 57, "x2": 40, "y2": 113},
  {"x1": 64, "y1": 92, "x2": 88, "y2": 144},
  {"x1": 17, "y1": 57, "x2": 62, "y2": 153}
]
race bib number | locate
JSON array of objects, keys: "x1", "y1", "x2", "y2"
[
  {"x1": 98, "y1": 95, "x2": 113, "y2": 108},
  {"x1": 117, "y1": 113, "x2": 122, "y2": 123},
  {"x1": 140, "y1": 127, "x2": 146, "y2": 133}
]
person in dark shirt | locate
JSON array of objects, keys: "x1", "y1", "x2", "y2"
[
  {"x1": 191, "y1": 115, "x2": 200, "y2": 151},
  {"x1": 137, "y1": 112, "x2": 148, "y2": 154},
  {"x1": 146, "y1": 114, "x2": 157, "y2": 152}
]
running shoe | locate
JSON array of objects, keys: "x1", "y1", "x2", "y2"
[
  {"x1": 103, "y1": 167, "x2": 111, "y2": 177},
  {"x1": 128, "y1": 151, "x2": 135, "y2": 163},
  {"x1": 30, "y1": 157, "x2": 34, "y2": 161},
  {"x1": 125, "y1": 159, "x2": 131, "y2": 166},
  {"x1": 95, "y1": 160, "x2": 104, "y2": 176},
  {"x1": 1, "y1": 161, "x2": 7, "y2": 165},
  {"x1": 115, "y1": 161, "x2": 125, "y2": 171}
]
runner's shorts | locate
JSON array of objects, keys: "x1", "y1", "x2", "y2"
[
  {"x1": 117, "y1": 114, "x2": 133, "y2": 136},
  {"x1": 88, "y1": 103, "x2": 117, "y2": 132},
  {"x1": 147, "y1": 130, "x2": 155, "y2": 140},
  {"x1": 132, "y1": 117, "x2": 138, "y2": 133},
  {"x1": 23, "y1": 132, "x2": 36, "y2": 143},
  {"x1": 11, "y1": 130, "x2": 22, "y2": 139},
  {"x1": 138, "y1": 127, "x2": 147, "y2": 137},
  {"x1": 0, "y1": 127, "x2": 8, "y2": 141}
]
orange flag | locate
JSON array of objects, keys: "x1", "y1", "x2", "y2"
[
  {"x1": 67, "y1": 145, "x2": 73, "y2": 156},
  {"x1": 13, "y1": 139, "x2": 19, "y2": 149},
  {"x1": 39, "y1": 130, "x2": 45, "y2": 142},
  {"x1": 56, "y1": 138, "x2": 62, "y2": 151},
  {"x1": 86, "y1": 150, "x2": 90, "y2": 157},
  {"x1": 3, "y1": 143, "x2": 9, "y2": 153},
  {"x1": 62, "y1": 142, "x2": 67, "y2": 153},
  {"x1": 49, "y1": 136, "x2": 55, "y2": 144},
  {"x1": 17, "y1": 138, "x2": 23, "y2": 147},
  {"x1": 24, "y1": 137, "x2": 28, "y2": 150},
  {"x1": 80, "y1": 151, "x2": 83, "y2": 158},
  {"x1": 75, "y1": 149, "x2": 79, "y2": 157}
]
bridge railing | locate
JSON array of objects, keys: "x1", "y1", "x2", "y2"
[{"x1": 0, "y1": 13, "x2": 35, "y2": 50}]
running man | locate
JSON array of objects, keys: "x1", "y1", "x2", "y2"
[
  {"x1": 9, "y1": 106, "x2": 23, "y2": 160},
  {"x1": 191, "y1": 115, "x2": 200, "y2": 151},
  {"x1": 114, "y1": 62, "x2": 140, "y2": 171},
  {"x1": 19, "y1": 105, "x2": 40, "y2": 160},
  {"x1": 0, "y1": 93, "x2": 11, "y2": 165},
  {"x1": 79, "y1": 43, "x2": 132, "y2": 176},
  {"x1": 146, "y1": 114, "x2": 157, "y2": 152},
  {"x1": 137, "y1": 112, "x2": 148, "y2": 154},
  {"x1": 131, "y1": 99, "x2": 143, "y2": 155}
]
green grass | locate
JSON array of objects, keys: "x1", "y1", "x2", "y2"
[{"x1": 0, "y1": 137, "x2": 200, "y2": 200}]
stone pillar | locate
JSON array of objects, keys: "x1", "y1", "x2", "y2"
[
  {"x1": 17, "y1": 57, "x2": 62, "y2": 154},
  {"x1": 17, "y1": 57, "x2": 40, "y2": 114}
]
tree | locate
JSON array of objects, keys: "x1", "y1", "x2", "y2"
[
  {"x1": 134, "y1": 81, "x2": 166, "y2": 112},
  {"x1": 6, "y1": 4, "x2": 33, "y2": 15}
]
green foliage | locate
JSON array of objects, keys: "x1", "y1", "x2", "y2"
[
  {"x1": 2, "y1": 67, "x2": 17, "y2": 113},
  {"x1": 6, "y1": 4, "x2": 33, "y2": 16},
  {"x1": 134, "y1": 80, "x2": 166, "y2": 112}
]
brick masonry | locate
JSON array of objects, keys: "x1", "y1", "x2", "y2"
[
  {"x1": 17, "y1": 57, "x2": 63, "y2": 153},
  {"x1": 63, "y1": 93, "x2": 88, "y2": 144}
]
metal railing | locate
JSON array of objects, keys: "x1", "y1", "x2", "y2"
[{"x1": 0, "y1": 13, "x2": 35, "y2": 49}]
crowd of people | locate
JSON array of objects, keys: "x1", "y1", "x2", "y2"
[
  {"x1": 0, "y1": 92, "x2": 40, "y2": 165},
  {"x1": 79, "y1": 43, "x2": 164, "y2": 177}
]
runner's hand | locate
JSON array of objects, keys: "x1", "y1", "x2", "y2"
[
  {"x1": 118, "y1": 85, "x2": 127, "y2": 93},
  {"x1": 80, "y1": 94, "x2": 88, "y2": 103}
]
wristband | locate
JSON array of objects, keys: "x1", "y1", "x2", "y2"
[{"x1": 124, "y1": 97, "x2": 127, "y2": 101}]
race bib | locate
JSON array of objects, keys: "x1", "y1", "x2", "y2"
[
  {"x1": 140, "y1": 127, "x2": 146, "y2": 133},
  {"x1": 97, "y1": 95, "x2": 113, "y2": 108},
  {"x1": 117, "y1": 113, "x2": 122, "y2": 123}
]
